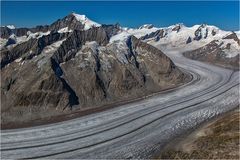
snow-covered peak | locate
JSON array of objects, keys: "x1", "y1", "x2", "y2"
[
  {"x1": 144, "y1": 24, "x2": 234, "y2": 52},
  {"x1": 167, "y1": 23, "x2": 185, "y2": 29},
  {"x1": 1, "y1": 25, "x2": 16, "y2": 29},
  {"x1": 6, "y1": 25, "x2": 16, "y2": 29},
  {"x1": 71, "y1": 13, "x2": 101, "y2": 30},
  {"x1": 72, "y1": 13, "x2": 87, "y2": 21},
  {"x1": 110, "y1": 23, "x2": 228, "y2": 45},
  {"x1": 139, "y1": 24, "x2": 154, "y2": 29}
]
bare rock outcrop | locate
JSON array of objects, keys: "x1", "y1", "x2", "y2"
[{"x1": 183, "y1": 38, "x2": 240, "y2": 70}]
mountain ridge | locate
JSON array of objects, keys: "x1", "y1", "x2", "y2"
[{"x1": 1, "y1": 13, "x2": 190, "y2": 125}]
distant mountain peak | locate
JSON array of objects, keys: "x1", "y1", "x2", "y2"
[
  {"x1": 139, "y1": 24, "x2": 154, "y2": 29},
  {"x1": 7, "y1": 25, "x2": 16, "y2": 29},
  {"x1": 70, "y1": 12, "x2": 101, "y2": 30},
  {"x1": 171, "y1": 23, "x2": 185, "y2": 32},
  {"x1": 200, "y1": 23, "x2": 207, "y2": 27},
  {"x1": 173, "y1": 23, "x2": 185, "y2": 27},
  {"x1": 1, "y1": 25, "x2": 16, "y2": 29},
  {"x1": 71, "y1": 13, "x2": 87, "y2": 21}
]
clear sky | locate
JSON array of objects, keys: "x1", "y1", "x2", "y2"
[{"x1": 1, "y1": 1, "x2": 239, "y2": 31}]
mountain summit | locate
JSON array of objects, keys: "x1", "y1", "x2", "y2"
[{"x1": 71, "y1": 13, "x2": 101, "y2": 29}]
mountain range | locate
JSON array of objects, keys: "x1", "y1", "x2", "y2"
[{"x1": 1, "y1": 13, "x2": 239, "y2": 125}]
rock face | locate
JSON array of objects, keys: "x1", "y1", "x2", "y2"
[
  {"x1": 1, "y1": 32, "x2": 69, "y2": 68},
  {"x1": 193, "y1": 24, "x2": 208, "y2": 40},
  {"x1": 186, "y1": 37, "x2": 192, "y2": 44},
  {"x1": 140, "y1": 29, "x2": 165, "y2": 41},
  {"x1": 183, "y1": 34, "x2": 240, "y2": 70},
  {"x1": 172, "y1": 24, "x2": 181, "y2": 32},
  {"x1": 1, "y1": 13, "x2": 188, "y2": 126},
  {"x1": 223, "y1": 32, "x2": 240, "y2": 45}
]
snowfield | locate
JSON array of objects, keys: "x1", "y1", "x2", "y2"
[{"x1": 110, "y1": 23, "x2": 239, "y2": 59}]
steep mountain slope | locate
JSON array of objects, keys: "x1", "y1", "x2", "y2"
[
  {"x1": 0, "y1": 13, "x2": 188, "y2": 125},
  {"x1": 183, "y1": 32, "x2": 240, "y2": 69}
]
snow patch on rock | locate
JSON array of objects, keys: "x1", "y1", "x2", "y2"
[
  {"x1": 219, "y1": 39, "x2": 240, "y2": 58},
  {"x1": 27, "y1": 31, "x2": 51, "y2": 39},
  {"x1": 36, "y1": 39, "x2": 66, "y2": 68},
  {"x1": 58, "y1": 27, "x2": 73, "y2": 33}
]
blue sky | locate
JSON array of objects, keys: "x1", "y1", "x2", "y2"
[{"x1": 1, "y1": 1, "x2": 239, "y2": 31}]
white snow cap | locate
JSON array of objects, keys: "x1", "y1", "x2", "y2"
[
  {"x1": 6, "y1": 25, "x2": 16, "y2": 29},
  {"x1": 58, "y1": 27, "x2": 73, "y2": 33},
  {"x1": 139, "y1": 24, "x2": 154, "y2": 29},
  {"x1": 72, "y1": 13, "x2": 101, "y2": 30}
]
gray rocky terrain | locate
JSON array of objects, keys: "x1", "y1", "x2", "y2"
[{"x1": 183, "y1": 32, "x2": 240, "y2": 70}]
